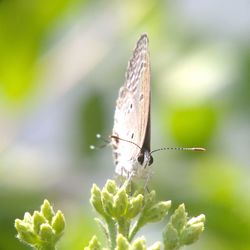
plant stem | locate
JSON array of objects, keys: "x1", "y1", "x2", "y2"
[
  {"x1": 128, "y1": 220, "x2": 142, "y2": 242},
  {"x1": 118, "y1": 217, "x2": 130, "y2": 238},
  {"x1": 105, "y1": 217, "x2": 117, "y2": 250}
]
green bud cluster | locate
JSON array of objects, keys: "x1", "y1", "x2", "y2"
[
  {"x1": 163, "y1": 204, "x2": 205, "y2": 250},
  {"x1": 15, "y1": 199, "x2": 65, "y2": 250},
  {"x1": 88, "y1": 180, "x2": 205, "y2": 250},
  {"x1": 89, "y1": 180, "x2": 172, "y2": 249},
  {"x1": 14, "y1": 180, "x2": 205, "y2": 250},
  {"x1": 90, "y1": 180, "x2": 144, "y2": 221}
]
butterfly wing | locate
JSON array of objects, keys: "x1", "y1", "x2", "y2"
[{"x1": 112, "y1": 34, "x2": 151, "y2": 176}]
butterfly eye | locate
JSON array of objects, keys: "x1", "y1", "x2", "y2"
[
  {"x1": 149, "y1": 156, "x2": 153, "y2": 166},
  {"x1": 137, "y1": 153, "x2": 144, "y2": 165}
]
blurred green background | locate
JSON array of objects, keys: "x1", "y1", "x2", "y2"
[{"x1": 0, "y1": 0, "x2": 249, "y2": 249}]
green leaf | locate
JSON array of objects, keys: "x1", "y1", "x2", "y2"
[{"x1": 94, "y1": 218, "x2": 109, "y2": 240}]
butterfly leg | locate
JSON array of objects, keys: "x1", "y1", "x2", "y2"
[
  {"x1": 143, "y1": 172, "x2": 152, "y2": 192},
  {"x1": 117, "y1": 167, "x2": 132, "y2": 188}
]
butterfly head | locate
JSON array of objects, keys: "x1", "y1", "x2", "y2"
[{"x1": 137, "y1": 149, "x2": 153, "y2": 168}]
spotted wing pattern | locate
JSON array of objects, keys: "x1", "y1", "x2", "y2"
[{"x1": 112, "y1": 34, "x2": 151, "y2": 178}]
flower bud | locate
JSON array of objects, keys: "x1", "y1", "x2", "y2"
[
  {"x1": 41, "y1": 200, "x2": 54, "y2": 222},
  {"x1": 84, "y1": 235, "x2": 101, "y2": 250},
  {"x1": 90, "y1": 184, "x2": 106, "y2": 217},
  {"x1": 33, "y1": 211, "x2": 46, "y2": 233},
  {"x1": 23, "y1": 212, "x2": 32, "y2": 223},
  {"x1": 181, "y1": 223, "x2": 204, "y2": 245},
  {"x1": 15, "y1": 220, "x2": 37, "y2": 244},
  {"x1": 163, "y1": 223, "x2": 179, "y2": 250},
  {"x1": 170, "y1": 204, "x2": 187, "y2": 232},
  {"x1": 131, "y1": 236, "x2": 146, "y2": 250},
  {"x1": 113, "y1": 188, "x2": 128, "y2": 218},
  {"x1": 103, "y1": 179, "x2": 117, "y2": 194},
  {"x1": 116, "y1": 233, "x2": 129, "y2": 250},
  {"x1": 39, "y1": 224, "x2": 54, "y2": 241},
  {"x1": 102, "y1": 190, "x2": 115, "y2": 217},
  {"x1": 126, "y1": 194, "x2": 143, "y2": 219},
  {"x1": 142, "y1": 201, "x2": 171, "y2": 224},
  {"x1": 52, "y1": 210, "x2": 65, "y2": 235}
]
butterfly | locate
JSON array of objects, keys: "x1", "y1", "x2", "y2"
[
  {"x1": 111, "y1": 34, "x2": 205, "y2": 181},
  {"x1": 111, "y1": 34, "x2": 153, "y2": 180}
]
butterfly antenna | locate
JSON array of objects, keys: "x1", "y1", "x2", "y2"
[
  {"x1": 151, "y1": 147, "x2": 206, "y2": 154},
  {"x1": 90, "y1": 134, "x2": 111, "y2": 150},
  {"x1": 110, "y1": 135, "x2": 142, "y2": 150}
]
